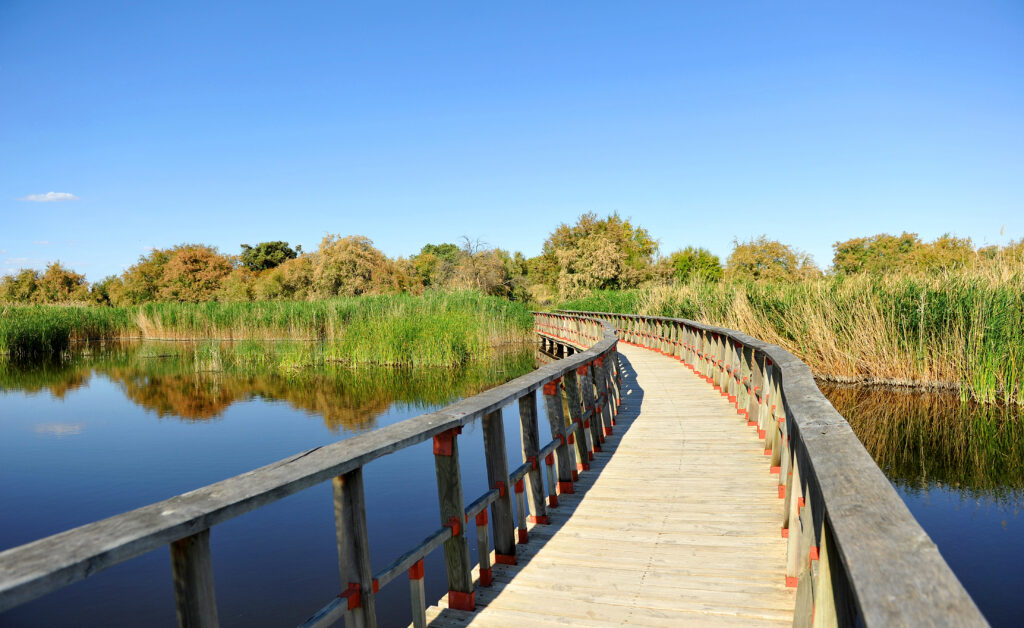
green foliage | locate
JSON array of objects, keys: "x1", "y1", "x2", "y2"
[
  {"x1": 833, "y1": 232, "x2": 978, "y2": 275},
  {"x1": 311, "y1": 235, "x2": 397, "y2": 297},
  {"x1": 541, "y1": 212, "x2": 657, "y2": 297},
  {"x1": 240, "y1": 241, "x2": 298, "y2": 271},
  {"x1": 725, "y1": 236, "x2": 820, "y2": 281},
  {"x1": 664, "y1": 247, "x2": 723, "y2": 283}
]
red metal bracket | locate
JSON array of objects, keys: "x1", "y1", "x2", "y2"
[
  {"x1": 548, "y1": 494, "x2": 559, "y2": 507},
  {"x1": 494, "y1": 481, "x2": 507, "y2": 498},
  {"x1": 408, "y1": 558, "x2": 424, "y2": 580},
  {"x1": 809, "y1": 546, "x2": 819, "y2": 562},
  {"x1": 770, "y1": 466, "x2": 781, "y2": 474},
  {"x1": 479, "y1": 567, "x2": 493, "y2": 587},
  {"x1": 448, "y1": 590, "x2": 476, "y2": 611},
  {"x1": 514, "y1": 478, "x2": 525, "y2": 494},
  {"x1": 372, "y1": 579, "x2": 379, "y2": 594},
  {"x1": 494, "y1": 553, "x2": 517, "y2": 565},
  {"x1": 527, "y1": 514, "x2": 550, "y2": 525},
  {"x1": 444, "y1": 515, "x2": 461, "y2": 537},
  {"x1": 527, "y1": 455, "x2": 538, "y2": 470},
  {"x1": 338, "y1": 582, "x2": 361, "y2": 610},
  {"x1": 576, "y1": 365, "x2": 589, "y2": 375},
  {"x1": 517, "y1": 528, "x2": 529, "y2": 544},
  {"x1": 433, "y1": 426, "x2": 462, "y2": 457},
  {"x1": 558, "y1": 480, "x2": 574, "y2": 494},
  {"x1": 542, "y1": 378, "x2": 561, "y2": 396},
  {"x1": 545, "y1": 453, "x2": 555, "y2": 466}
]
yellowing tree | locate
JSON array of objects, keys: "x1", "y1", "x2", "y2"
[
  {"x1": 541, "y1": 213, "x2": 657, "y2": 297},
  {"x1": 311, "y1": 235, "x2": 397, "y2": 297},
  {"x1": 726, "y1": 236, "x2": 819, "y2": 281}
]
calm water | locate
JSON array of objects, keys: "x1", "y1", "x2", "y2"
[
  {"x1": 820, "y1": 384, "x2": 1024, "y2": 627},
  {"x1": 0, "y1": 341, "x2": 537, "y2": 627}
]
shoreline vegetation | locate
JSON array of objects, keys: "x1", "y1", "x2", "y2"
[
  {"x1": 0, "y1": 292, "x2": 534, "y2": 368},
  {"x1": 2, "y1": 214, "x2": 1021, "y2": 402},
  {"x1": 559, "y1": 271, "x2": 1024, "y2": 406}
]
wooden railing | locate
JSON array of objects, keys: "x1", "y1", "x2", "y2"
[
  {"x1": 0, "y1": 313, "x2": 621, "y2": 628},
  {"x1": 563, "y1": 310, "x2": 987, "y2": 627}
]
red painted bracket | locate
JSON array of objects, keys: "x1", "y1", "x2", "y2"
[
  {"x1": 545, "y1": 453, "x2": 555, "y2": 466},
  {"x1": 433, "y1": 426, "x2": 463, "y2": 457},
  {"x1": 444, "y1": 516, "x2": 461, "y2": 537},
  {"x1": 475, "y1": 509, "x2": 488, "y2": 526},
  {"x1": 557, "y1": 480, "x2": 575, "y2": 494},
  {"x1": 494, "y1": 553, "x2": 517, "y2": 566},
  {"x1": 527, "y1": 455, "x2": 538, "y2": 471},
  {"x1": 372, "y1": 579, "x2": 379, "y2": 594},
  {"x1": 514, "y1": 478, "x2": 525, "y2": 494},
  {"x1": 576, "y1": 365, "x2": 589, "y2": 375},
  {"x1": 571, "y1": 469, "x2": 579, "y2": 481},
  {"x1": 542, "y1": 379, "x2": 561, "y2": 396},
  {"x1": 479, "y1": 567, "x2": 493, "y2": 587},
  {"x1": 781, "y1": 527, "x2": 789, "y2": 539},
  {"x1": 408, "y1": 559, "x2": 425, "y2": 580},
  {"x1": 798, "y1": 497, "x2": 806, "y2": 508},
  {"x1": 778, "y1": 485, "x2": 786, "y2": 499},
  {"x1": 770, "y1": 466, "x2": 781, "y2": 475},
  {"x1": 494, "y1": 481, "x2": 507, "y2": 498},
  {"x1": 548, "y1": 494, "x2": 559, "y2": 508},
  {"x1": 448, "y1": 590, "x2": 476, "y2": 611},
  {"x1": 517, "y1": 528, "x2": 529, "y2": 544},
  {"x1": 603, "y1": 426, "x2": 613, "y2": 436},
  {"x1": 786, "y1": 576, "x2": 798, "y2": 588},
  {"x1": 338, "y1": 582, "x2": 361, "y2": 610},
  {"x1": 527, "y1": 514, "x2": 550, "y2": 524},
  {"x1": 809, "y1": 546, "x2": 819, "y2": 562}
]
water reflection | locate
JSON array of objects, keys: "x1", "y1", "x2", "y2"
[
  {"x1": 0, "y1": 340, "x2": 537, "y2": 432},
  {"x1": 820, "y1": 383, "x2": 1024, "y2": 501}
]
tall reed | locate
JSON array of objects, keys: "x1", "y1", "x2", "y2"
[
  {"x1": 0, "y1": 292, "x2": 533, "y2": 367},
  {"x1": 561, "y1": 272, "x2": 1024, "y2": 405}
]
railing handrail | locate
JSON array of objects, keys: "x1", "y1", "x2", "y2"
[
  {"x1": 0, "y1": 313, "x2": 618, "y2": 624},
  {"x1": 561, "y1": 310, "x2": 987, "y2": 627}
]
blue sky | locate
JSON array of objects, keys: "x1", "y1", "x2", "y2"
[{"x1": 2, "y1": 1, "x2": 1022, "y2": 280}]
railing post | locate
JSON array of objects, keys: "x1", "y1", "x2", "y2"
[
  {"x1": 333, "y1": 468, "x2": 377, "y2": 628},
  {"x1": 433, "y1": 427, "x2": 474, "y2": 611},
  {"x1": 579, "y1": 363, "x2": 603, "y2": 452},
  {"x1": 170, "y1": 529, "x2": 219, "y2": 628},
  {"x1": 482, "y1": 410, "x2": 517, "y2": 565},
  {"x1": 519, "y1": 391, "x2": 549, "y2": 526},
  {"x1": 543, "y1": 378, "x2": 576, "y2": 491},
  {"x1": 408, "y1": 560, "x2": 427, "y2": 628},
  {"x1": 595, "y1": 356, "x2": 614, "y2": 436},
  {"x1": 562, "y1": 370, "x2": 591, "y2": 472}
]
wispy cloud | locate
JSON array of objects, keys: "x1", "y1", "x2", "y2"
[
  {"x1": 18, "y1": 192, "x2": 80, "y2": 202},
  {"x1": 33, "y1": 240, "x2": 50, "y2": 245}
]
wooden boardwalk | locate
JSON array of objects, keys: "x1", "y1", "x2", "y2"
[{"x1": 423, "y1": 344, "x2": 794, "y2": 627}]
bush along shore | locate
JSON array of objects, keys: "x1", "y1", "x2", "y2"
[
  {"x1": 560, "y1": 273, "x2": 1024, "y2": 406},
  {"x1": 0, "y1": 292, "x2": 534, "y2": 368}
]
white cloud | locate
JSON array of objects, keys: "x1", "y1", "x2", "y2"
[
  {"x1": 33, "y1": 240, "x2": 50, "y2": 245},
  {"x1": 18, "y1": 192, "x2": 80, "y2": 202}
]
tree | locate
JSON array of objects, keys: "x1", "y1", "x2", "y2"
[
  {"x1": 412, "y1": 242, "x2": 460, "y2": 288},
  {"x1": 34, "y1": 262, "x2": 89, "y2": 303},
  {"x1": 664, "y1": 247, "x2": 723, "y2": 283},
  {"x1": 0, "y1": 269, "x2": 40, "y2": 303},
  {"x1": 541, "y1": 212, "x2": 658, "y2": 297},
  {"x1": 726, "y1": 236, "x2": 819, "y2": 281},
  {"x1": 311, "y1": 235, "x2": 397, "y2": 297},
  {"x1": 240, "y1": 241, "x2": 298, "y2": 272},
  {"x1": 89, "y1": 275, "x2": 119, "y2": 305},
  {"x1": 832, "y1": 232, "x2": 921, "y2": 275},
  {"x1": 159, "y1": 245, "x2": 235, "y2": 302},
  {"x1": 112, "y1": 248, "x2": 172, "y2": 305}
]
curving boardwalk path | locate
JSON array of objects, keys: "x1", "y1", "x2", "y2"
[{"x1": 422, "y1": 343, "x2": 794, "y2": 627}]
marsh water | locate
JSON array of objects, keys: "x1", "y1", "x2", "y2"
[
  {"x1": 819, "y1": 384, "x2": 1023, "y2": 627},
  {"x1": 2, "y1": 344, "x2": 1022, "y2": 627},
  {"x1": 0, "y1": 341, "x2": 538, "y2": 627}
]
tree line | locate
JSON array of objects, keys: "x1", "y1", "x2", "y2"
[{"x1": 2, "y1": 213, "x2": 1021, "y2": 306}]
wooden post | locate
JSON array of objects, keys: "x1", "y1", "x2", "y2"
[
  {"x1": 482, "y1": 410, "x2": 517, "y2": 565},
  {"x1": 408, "y1": 560, "x2": 426, "y2": 628},
  {"x1": 579, "y1": 364, "x2": 602, "y2": 453},
  {"x1": 595, "y1": 357, "x2": 614, "y2": 437},
  {"x1": 433, "y1": 427, "x2": 474, "y2": 611},
  {"x1": 333, "y1": 468, "x2": 377, "y2": 628},
  {"x1": 562, "y1": 370, "x2": 590, "y2": 473},
  {"x1": 543, "y1": 378, "x2": 576, "y2": 489},
  {"x1": 170, "y1": 530, "x2": 219, "y2": 628},
  {"x1": 519, "y1": 391, "x2": 548, "y2": 525}
]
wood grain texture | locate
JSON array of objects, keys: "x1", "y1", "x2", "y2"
[{"x1": 421, "y1": 345, "x2": 795, "y2": 626}]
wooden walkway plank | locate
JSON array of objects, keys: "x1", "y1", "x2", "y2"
[{"x1": 419, "y1": 344, "x2": 794, "y2": 626}]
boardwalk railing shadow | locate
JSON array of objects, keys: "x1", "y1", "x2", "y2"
[{"x1": 424, "y1": 351, "x2": 646, "y2": 625}]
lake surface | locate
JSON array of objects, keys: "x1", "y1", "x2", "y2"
[
  {"x1": 0, "y1": 341, "x2": 537, "y2": 627},
  {"x1": 4, "y1": 342, "x2": 1021, "y2": 626},
  {"x1": 820, "y1": 383, "x2": 1023, "y2": 627}
]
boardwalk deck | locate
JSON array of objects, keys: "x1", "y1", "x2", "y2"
[{"x1": 422, "y1": 344, "x2": 794, "y2": 627}]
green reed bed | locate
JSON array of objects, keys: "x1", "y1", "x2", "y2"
[{"x1": 1, "y1": 292, "x2": 534, "y2": 367}]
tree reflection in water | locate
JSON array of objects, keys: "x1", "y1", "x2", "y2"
[{"x1": 0, "y1": 340, "x2": 537, "y2": 433}]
